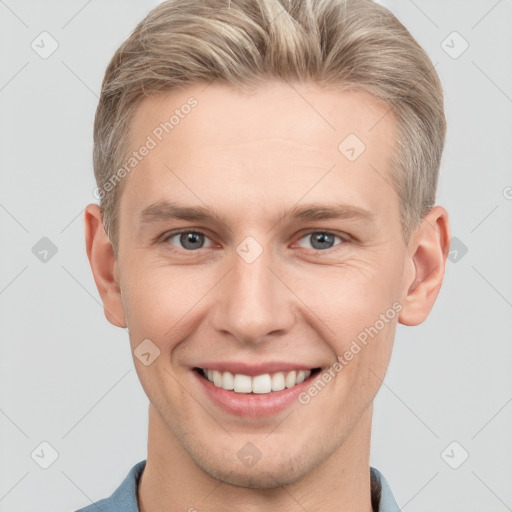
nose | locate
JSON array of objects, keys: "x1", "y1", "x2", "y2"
[{"x1": 211, "y1": 243, "x2": 296, "y2": 345}]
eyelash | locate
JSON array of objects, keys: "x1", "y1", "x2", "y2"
[{"x1": 160, "y1": 229, "x2": 350, "y2": 253}]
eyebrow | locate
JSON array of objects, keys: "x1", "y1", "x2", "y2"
[{"x1": 138, "y1": 200, "x2": 376, "y2": 229}]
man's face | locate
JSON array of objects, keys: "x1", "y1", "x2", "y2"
[{"x1": 115, "y1": 82, "x2": 410, "y2": 487}]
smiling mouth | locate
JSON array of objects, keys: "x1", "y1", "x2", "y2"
[{"x1": 194, "y1": 367, "x2": 321, "y2": 394}]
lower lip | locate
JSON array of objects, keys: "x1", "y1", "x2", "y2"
[{"x1": 193, "y1": 370, "x2": 318, "y2": 417}]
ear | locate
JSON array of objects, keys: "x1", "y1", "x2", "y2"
[
  {"x1": 84, "y1": 204, "x2": 127, "y2": 328},
  {"x1": 399, "y1": 205, "x2": 450, "y2": 326}
]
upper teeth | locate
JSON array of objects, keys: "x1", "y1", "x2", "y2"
[{"x1": 202, "y1": 369, "x2": 312, "y2": 394}]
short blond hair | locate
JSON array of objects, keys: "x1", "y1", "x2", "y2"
[{"x1": 93, "y1": 0, "x2": 446, "y2": 257}]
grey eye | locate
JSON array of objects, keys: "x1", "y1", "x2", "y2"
[
  {"x1": 297, "y1": 232, "x2": 342, "y2": 250},
  {"x1": 168, "y1": 232, "x2": 212, "y2": 250}
]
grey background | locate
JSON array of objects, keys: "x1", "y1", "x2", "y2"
[{"x1": 0, "y1": 1, "x2": 511, "y2": 511}]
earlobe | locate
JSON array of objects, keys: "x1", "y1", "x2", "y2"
[
  {"x1": 398, "y1": 206, "x2": 450, "y2": 326},
  {"x1": 84, "y1": 204, "x2": 127, "y2": 328}
]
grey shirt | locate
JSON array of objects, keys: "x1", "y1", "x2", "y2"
[{"x1": 74, "y1": 459, "x2": 401, "y2": 511}]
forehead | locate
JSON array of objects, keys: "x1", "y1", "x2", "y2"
[{"x1": 120, "y1": 81, "x2": 399, "y2": 228}]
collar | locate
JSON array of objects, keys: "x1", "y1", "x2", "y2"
[{"x1": 76, "y1": 459, "x2": 401, "y2": 512}]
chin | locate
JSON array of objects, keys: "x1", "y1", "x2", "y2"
[
  {"x1": 187, "y1": 435, "x2": 340, "y2": 490},
  {"x1": 197, "y1": 456, "x2": 309, "y2": 489}
]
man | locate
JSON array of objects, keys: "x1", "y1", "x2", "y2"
[{"x1": 79, "y1": 0, "x2": 450, "y2": 510}]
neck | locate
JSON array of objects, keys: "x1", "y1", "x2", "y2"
[{"x1": 138, "y1": 404, "x2": 374, "y2": 512}]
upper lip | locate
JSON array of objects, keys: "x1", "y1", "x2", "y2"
[{"x1": 194, "y1": 361, "x2": 320, "y2": 376}]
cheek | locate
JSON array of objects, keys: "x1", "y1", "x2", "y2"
[
  {"x1": 297, "y1": 256, "x2": 401, "y2": 328},
  {"x1": 121, "y1": 244, "x2": 404, "y2": 355},
  {"x1": 292, "y1": 254, "x2": 402, "y2": 373},
  {"x1": 120, "y1": 263, "x2": 210, "y2": 340}
]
